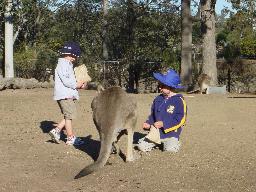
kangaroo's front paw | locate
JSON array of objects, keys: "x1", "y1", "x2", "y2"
[{"x1": 126, "y1": 151, "x2": 141, "y2": 161}]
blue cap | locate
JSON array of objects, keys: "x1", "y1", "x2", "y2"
[
  {"x1": 153, "y1": 69, "x2": 183, "y2": 89},
  {"x1": 58, "y1": 41, "x2": 81, "y2": 57}
]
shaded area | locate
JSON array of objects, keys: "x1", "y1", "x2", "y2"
[
  {"x1": 39, "y1": 120, "x2": 57, "y2": 133},
  {"x1": 39, "y1": 120, "x2": 67, "y2": 143},
  {"x1": 133, "y1": 131, "x2": 146, "y2": 144},
  {"x1": 39, "y1": 120, "x2": 147, "y2": 160},
  {"x1": 75, "y1": 131, "x2": 147, "y2": 162},
  {"x1": 75, "y1": 135, "x2": 101, "y2": 161},
  {"x1": 39, "y1": 121, "x2": 101, "y2": 160}
]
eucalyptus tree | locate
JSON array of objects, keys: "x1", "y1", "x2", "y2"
[
  {"x1": 229, "y1": 0, "x2": 256, "y2": 58},
  {"x1": 53, "y1": 0, "x2": 102, "y2": 62},
  {"x1": 13, "y1": 0, "x2": 62, "y2": 80},
  {"x1": 4, "y1": 0, "x2": 14, "y2": 78},
  {"x1": 102, "y1": 0, "x2": 109, "y2": 60},
  {"x1": 180, "y1": 0, "x2": 192, "y2": 88},
  {"x1": 2, "y1": 0, "x2": 65, "y2": 78},
  {"x1": 105, "y1": 0, "x2": 181, "y2": 91},
  {"x1": 216, "y1": 0, "x2": 256, "y2": 60},
  {"x1": 200, "y1": 0, "x2": 217, "y2": 85}
]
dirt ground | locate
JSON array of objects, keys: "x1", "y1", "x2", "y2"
[{"x1": 0, "y1": 88, "x2": 256, "y2": 192}]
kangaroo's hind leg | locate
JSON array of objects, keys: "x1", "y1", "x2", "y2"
[
  {"x1": 125, "y1": 111, "x2": 137, "y2": 162},
  {"x1": 126, "y1": 128, "x2": 134, "y2": 162},
  {"x1": 112, "y1": 129, "x2": 126, "y2": 155}
]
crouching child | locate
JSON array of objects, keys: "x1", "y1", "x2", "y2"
[{"x1": 138, "y1": 69, "x2": 187, "y2": 152}]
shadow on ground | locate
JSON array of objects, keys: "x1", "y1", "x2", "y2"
[
  {"x1": 75, "y1": 131, "x2": 146, "y2": 162},
  {"x1": 39, "y1": 121, "x2": 146, "y2": 162},
  {"x1": 39, "y1": 120, "x2": 69, "y2": 143},
  {"x1": 75, "y1": 135, "x2": 100, "y2": 161},
  {"x1": 39, "y1": 120, "x2": 57, "y2": 133}
]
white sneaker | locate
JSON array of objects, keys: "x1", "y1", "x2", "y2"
[
  {"x1": 49, "y1": 128, "x2": 61, "y2": 144},
  {"x1": 137, "y1": 137, "x2": 156, "y2": 152},
  {"x1": 66, "y1": 136, "x2": 84, "y2": 146}
]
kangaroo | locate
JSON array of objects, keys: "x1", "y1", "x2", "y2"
[
  {"x1": 198, "y1": 73, "x2": 211, "y2": 94},
  {"x1": 187, "y1": 73, "x2": 211, "y2": 94},
  {"x1": 75, "y1": 86, "x2": 137, "y2": 179}
]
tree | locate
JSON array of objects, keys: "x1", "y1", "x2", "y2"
[
  {"x1": 4, "y1": 0, "x2": 14, "y2": 78},
  {"x1": 180, "y1": 0, "x2": 192, "y2": 88},
  {"x1": 200, "y1": 0, "x2": 217, "y2": 85},
  {"x1": 229, "y1": 0, "x2": 256, "y2": 58},
  {"x1": 216, "y1": 0, "x2": 256, "y2": 60},
  {"x1": 102, "y1": 0, "x2": 109, "y2": 60}
]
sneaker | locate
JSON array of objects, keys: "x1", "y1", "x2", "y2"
[
  {"x1": 137, "y1": 137, "x2": 156, "y2": 152},
  {"x1": 66, "y1": 136, "x2": 84, "y2": 146},
  {"x1": 49, "y1": 128, "x2": 61, "y2": 144}
]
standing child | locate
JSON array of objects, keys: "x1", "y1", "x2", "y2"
[
  {"x1": 49, "y1": 41, "x2": 86, "y2": 146},
  {"x1": 138, "y1": 69, "x2": 187, "y2": 152}
]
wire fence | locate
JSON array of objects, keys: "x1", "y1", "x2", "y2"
[{"x1": 1, "y1": 57, "x2": 256, "y2": 93}]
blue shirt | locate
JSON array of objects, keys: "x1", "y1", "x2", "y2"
[
  {"x1": 146, "y1": 94, "x2": 187, "y2": 139},
  {"x1": 53, "y1": 58, "x2": 79, "y2": 100}
]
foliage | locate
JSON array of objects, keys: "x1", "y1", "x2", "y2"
[
  {"x1": 34, "y1": 47, "x2": 57, "y2": 81},
  {"x1": 1, "y1": 0, "x2": 182, "y2": 86},
  {"x1": 162, "y1": 48, "x2": 180, "y2": 71},
  {"x1": 53, "y1": 1, "x2": 102, "y2": 63},
  {"x1": 14, "y1": 47, "x2": 37, "y2": 78},
  {"x1": 2, "y1": 0, "x2": 255, "y2": 91},
  {"x1": 14, "y1": 45, "x2": 57, "y2": 80},
  {"x1": 240, "y1": 31, "x2": 256, "y2": 57},
  {"x1": 216, "y1": 1, "x2": 256, "y2": 60}
]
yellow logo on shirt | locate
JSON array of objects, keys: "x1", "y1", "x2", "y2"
[{"x1": 167, "y1": 105, "x2": 175, "y2": 113}]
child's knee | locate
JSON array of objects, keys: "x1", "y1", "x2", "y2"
[{"x1": 162, "y1": 137, "x2": 181, "y2": 152}]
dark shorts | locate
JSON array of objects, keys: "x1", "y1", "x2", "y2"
[{"x1": 57, "y1": 99, "x2": 77, "y2": 120}]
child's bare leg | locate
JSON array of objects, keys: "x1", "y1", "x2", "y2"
[
  {"x1": 56, "y1": 119, "x2": 65, "y2": 131},
  {"x1": 65, "y1": 119, "x2": 84, "y2": 146},
  {"x1": 65, "y1": 119, "x2": 74, "y2": 137}
]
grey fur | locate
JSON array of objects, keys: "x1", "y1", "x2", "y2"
[{"x1": 75, "y1": 86, "x2": 137, "y2": 179}]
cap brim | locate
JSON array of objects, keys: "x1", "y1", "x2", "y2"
[
  {"x1": 58, "y1": 49, "x2": 80, "y2": 57},
  {"x1": 174, "y1": 85, "x2": 184, "y2": 89}
]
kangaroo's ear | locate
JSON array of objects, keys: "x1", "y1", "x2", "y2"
[{"x1": 97, "y1": 84, "x2": 104, "y2": 93}]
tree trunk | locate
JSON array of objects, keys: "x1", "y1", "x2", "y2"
[
  {"x1": 126, "y1": 0, "x2": 136, "y2": 92},
  {"x1": 180, "y1": 0, "x2": 193, "y2": 87},
  {"x1": 102, "y1": 0, "x2": 109, "y2": 87},
  {"x1": 4, "y1": 0, "x2": 14, "y2": 78},
  {"x1": 200, "y1": 0, "x2": 217, "y2": 85},
  {"x1": 102, "y1": 0, "x2": 109, "y2": 60}
]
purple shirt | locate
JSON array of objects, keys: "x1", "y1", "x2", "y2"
[{"x1": 146, "y1": 94, "x2": 187, "y2": 139}]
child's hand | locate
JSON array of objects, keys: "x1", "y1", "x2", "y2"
[
  {"x1": 81, "y1": 82, "x2": 87, "y2": 89},
  {"x1": 154, "y1": 121, "x2": 163, "y2": 129},
  {"x1": 142, "y1": 122, "x2": 151, "y2": 130},
  {"x1": 76, "y1": 81, "x2": 84, "y2": 89}
]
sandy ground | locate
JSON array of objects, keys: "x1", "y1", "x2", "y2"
[{"x1": 0, "y1": 88, "x2": 256, "y2": 192}]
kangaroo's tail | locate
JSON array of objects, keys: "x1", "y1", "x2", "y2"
[{"x1": 74, "y1": 134, "x2": 113, "y2": 179}]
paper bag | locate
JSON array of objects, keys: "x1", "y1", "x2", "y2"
[
  {"x1": 74, "y1": 64, "x2": 91, "y2": 82},
  {"x1": 145, "y1": 126, "x2": 161, "y2": 144}
]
